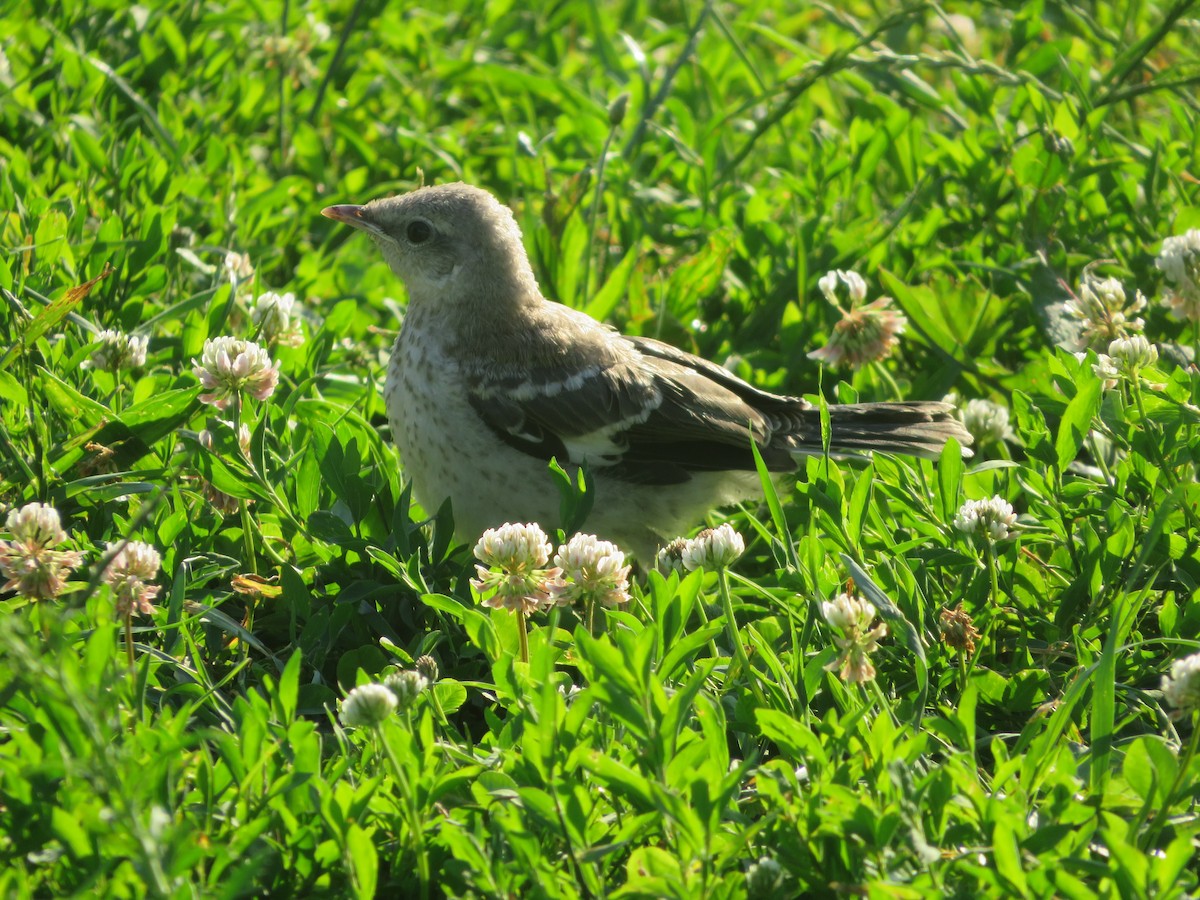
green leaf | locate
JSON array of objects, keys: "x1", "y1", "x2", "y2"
[
  {"x1": 1056, "y1": 372, "x2": 1102, "y2": 470},
  {"x1": 344, "y1": 824, "x2": 378, "y2": 900}
]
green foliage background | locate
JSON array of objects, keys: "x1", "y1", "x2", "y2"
[{"x1": 1, "y1": 0, "x2": 1199, "y2": 896}]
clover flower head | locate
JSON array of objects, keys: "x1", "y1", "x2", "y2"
[
  {"x1": 681, "y1": 523, "x2": 745, "y2": 571},
  {"x1": 340, "y1": 683, "x2": 398, "y2": 727},
  {"x1": 192, "y1": 336, "x2": 279, "y2": 409},
  {"x1": 808, "y1": 271, "x2": 906, "y2": 369},
  {"x1": 471, "y1": 523, "x2": 564, "y2": 614},
  {"x1": 821, "y1": 592, "x2": 888, "y2": 683},
  {"x1": 954, "y1": 496, "x2": 1017, "y2": 542},
  {"x1": 383, "y1": 670, "x2": 429, "y2": 709},
  {"x1": 90, "y1": 330, "x2": 148, "y2": 372},
  {"x1": 415, "y1": 655, "x2": 439, "y2": 683},
  {"x1": 223, "y1": 251, "x2": 255, "y2": 282},
  {"x1": 939, "y1": 605, "x2": 980, "y2": 656},
  {"x1": 960, "y1": 398, "x2": 1015, "y2": 446},
  {"x1": 250, "y1": 291, "x2": 304, "y2": 347},
  {"x1": 0, "y1": 503, "x2": 85, "y2": 601},
  {"x1": 1064, "y1": 272, "x2": 1147, "y2": 350},
  {"x1": 745, "y1": 856, "x2": 786, "y2": 896},
  {"x1": 1108, "y1": 335, "x2": 1158, "y2": 370},
  {"x1": 1161, "y1": 652, "x2": 1200, "y2": 718},
  {"x1": 552, "y1": 534, "x2": 631, "y2": 608},
  {"x1": 102, "y1": 540, "x2": 162, "y2": 617},
  {"x1": 1156, "y1": 229, "x2": 1200, "y2": 322},
  {"x1": 655, "y1": 537, "x2": 692, "y2": 575}
]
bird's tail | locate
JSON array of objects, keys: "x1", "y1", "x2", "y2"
[{"x1": 791, "y1": 401, "x2": 972, "y2": 459}]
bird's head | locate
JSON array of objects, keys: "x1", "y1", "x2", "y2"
[{"x1": 322, "y1": 182, "x2": 538, "y2": 309}]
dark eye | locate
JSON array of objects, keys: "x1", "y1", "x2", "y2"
[{"x1": 406, "y1": 220, "x2": 433, "y2": 244}]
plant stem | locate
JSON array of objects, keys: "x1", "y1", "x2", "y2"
[
  {"x1": 517, "y1": 610, "x2": 529, "y2": 664},
  {"x1": 717, "y1": 568, "x2": 767, "y2": 706},
  {"x1": 378, "y1": 729, "x2": 431, "y2": 900}
]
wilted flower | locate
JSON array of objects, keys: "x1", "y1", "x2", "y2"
[
  {"x1": 259, "y1": 14, "x2": 330, "y2": 84},
  {"x1": 1064, "y1": 272, "x2": 1147, "y2": 351},
  {"x1": 471, "y1": 523, "x2": 564, "y2": 614},
  {"x1": 954, "y1": 496, "x2": 1017, "y2": 542},
  {"x1": 1161, "y1": 652, "x2": 1200, "y2": 718},
  {"x1": 1156, "y1": 229, "x2": 1200, "y2": 322},
  {"x1": 340, "y1": 683, "x2": 398, "y2": 727},
  {"x1": 0, "y1": 503, "x2": 85, "y2": 601},
  {"x1": 939, "y1": 605, "x2": 980, "y2": 656},
  {"x1": 223, "y1": 251, "x2": 255, "y2": 282},
  {"x1": 821, "y1": 592, "x2": 888, "y2": 683},
  {"x1": 681, "y1": 523, "x2": 745, "y2": 571},
  {"x1": 192, "y1": 336, "x2": 279, "y2": 409},
  {"x1": 383, "y1": 670, "x2": 429, "y2": 709},
  {"x1": 654, "y1": 537, "x2": 691, "y2": 575},
  {"x1": 552, "y1": 534, "x2": 631, "y2": 608},
  {"x1": 249, "y1": 291, "x2": 304, "y2": 347},
  {"x1": 808, "y1": 270, "x2": 907, "y2": 369},
  {"x1": 89, "y1": 330, "x2": 148, "y2": 372},
  {"x1": 102, "y1": 540, "x2": 162, "y2": 617}
]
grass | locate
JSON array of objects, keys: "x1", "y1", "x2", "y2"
[{"x1": 2, "y1": 0, "x2": 1200, "y2": 895}]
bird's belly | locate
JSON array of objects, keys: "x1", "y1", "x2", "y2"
[{"x1": 384, "y1": 345, "x2": 560, "y2": 540}]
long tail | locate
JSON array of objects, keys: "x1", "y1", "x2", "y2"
[{"x1": 789, "y1": 401, "x2": 972, "y2": 459}]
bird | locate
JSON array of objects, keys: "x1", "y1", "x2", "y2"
[{"x1": 322, "y1": 183, "x2": 971, "y2": 559}]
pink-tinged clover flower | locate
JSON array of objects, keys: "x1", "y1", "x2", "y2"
[{"x1": 192, "y1": 336, "x2": 279, "y2": 409}]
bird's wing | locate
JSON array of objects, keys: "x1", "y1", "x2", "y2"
[{"x1": 463, "y1": 318, "x2": 806, "y2": 485}]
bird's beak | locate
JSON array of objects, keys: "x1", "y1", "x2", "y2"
[{"x1": 322, "y1": 204, "x2": 388, "y2": 239}]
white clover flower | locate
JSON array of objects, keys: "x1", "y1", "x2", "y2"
[
  {"x1": 745, "y1": 856, "x2": 785, "y2": 896},
  {"x1": 5, "y1": 503, "x2": 68, "y2": 546},
  {"x1": 1156, "y1": 229, "x2": 1200, "y2": 322},
  {"x1": 821, "y1": 593, "x2": 877, "y2": 633},
  {"x1": 654, "y1": 537, "x2": 691, "y2": 575},
  {"x1": 1064, "y1": 272, "x2": 1147, "y2": 351},
  {"x1": 1161, "y1": 652, "x2": 1200, "y2": 718},
  {"x1": 552, "y1": 534, "x2": 631, "y2": 608},
  {"x1": 192, "y1": 337, "x2": 279, "y2": 409},
  {"x1": 340, "y1": 683, "x2": 398, "y2": 727},
  {"x1": 0, "y1": 503, "x2": 85, "y2": 601},
  {"x1": 102, "y1": 540, "x2": 162, "y2": 617},
  {"x1": 383, "y1": 670, "x2": 429, "y2": 708},
  {"x1": 818, "y1": 270, "x2": 868, "y2": 306},
  {"x1": 681, "y1": 523, "x2": 745, "y2": 571},
  {"x1": 471, "y1": 523, "x2": 564, "y2": 614},
  {"x1": 1092, "y1": 354, "x2": 1121, "y2": 389},
  {"x1": 960, "y1": 398, "x2": 1015, "y2": 446},
  {"x1": 954, "y1": 496, "x2": 1018, "y2": 542},
  {"x1": 249, "y1": 291, "x2": 304, "y2": 347},
  {"x1": 821, "y1": 592, "x2": 888, "y2": 683},
  {"x1": 305, "y1": 12, "x2": 332, "y2": 44},
  {"x1": 1108, "y1": 335, "x2": 1158, "y2": 370},
  {"x1": 223, "y1": 251, "x2": 255, "y2": 281},
  {"x1": 809, "y1": 270, "x2": 906, "y2": 370},
  {"x1": 90, "y1": 330, "x2": 148, "y2": 372}
]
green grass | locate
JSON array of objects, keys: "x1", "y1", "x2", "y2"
[{"x1": 2, "y1": 0, "x2": 1200, "y2": 895}]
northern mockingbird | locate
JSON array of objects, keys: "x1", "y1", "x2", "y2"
[{"x1": 323, "y1": 183, "x2": 970, "y2": 558}]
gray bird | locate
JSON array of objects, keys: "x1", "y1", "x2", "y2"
[{"x1": 323, "y1": 183, "x2": 970, "y2": 559}]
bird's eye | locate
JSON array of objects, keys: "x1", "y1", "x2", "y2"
[{"x1": 405, "y1": 220, "x2": 433, "y2": 244}]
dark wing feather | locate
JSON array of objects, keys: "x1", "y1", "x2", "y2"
[{"x1": 463, "y1": 328, "x2": 801, "y2": 485}]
